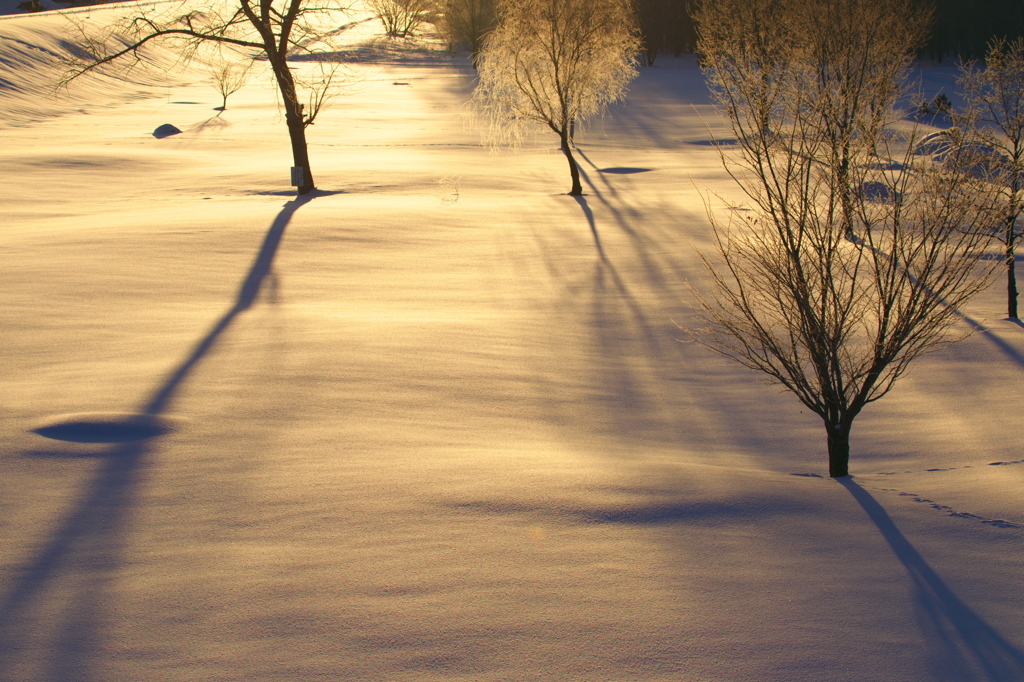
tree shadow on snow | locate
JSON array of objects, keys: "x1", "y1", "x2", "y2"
[
  {"x1": 187, "y1": 112, "x2": 230, "y2": 134},
  {"x1": 144, "y1": 193, "x2": 311, "y2": 414},
  {"x1": 841, "y1": 478, "x2": 1024, "y2": 682},
  {"x1": 563, "y1": 165, "x2": 722, "y2": 449},
  {"x1": 569, "y1": 190, "x2": 662, "y2": 357},
  {"x1": 847, "y1": 234, "x2": 1024, "y2": 371},
  {"x1": 572, "y1": 194, "x2": 605, "y2": 259},
  {"x1": 956, "y1": 312, "x2": 1024, "y2": 369},
  {"x1": 574, "y1": 148, "x2": 680, "y2": 290},
  {"x1": 0, "y1": 194, "x2": 315, "y2": 681}
]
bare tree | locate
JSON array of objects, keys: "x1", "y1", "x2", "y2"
[
  {"x1": 691, "y1": 0, "x2": 1002, "y2": 477},
  {"x1": 368, "y1": 0, "x2": 435, "y2": 38},
  {"x1": 472, "y1": 0, "x2": 639, "y2": 196},
  {"x1": 959, "y1": 37, "x2": 1024, "y2": 319},
  {"x1": 206, "y1": 48, "x2": 253, "y2": 110},
  {"x1": 795, "y1": 0, "x2": 930, "y2": 236},
  {"x1": 692, "y1": 0, "x2": 793, "y2": 139},
  {"x1": 694, "y1": 0, "x2": 929, "y2": 236},
  {"x1": 61, "y1": 0, "x2": 355, "y2": 195},
  {"x1": 438, "y1": 0, "x2": 496, "y2": 67}
]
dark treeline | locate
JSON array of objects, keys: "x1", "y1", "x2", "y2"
[
  {"x1": 635, "y1": 0, "x2": 1024, "y2": 64},
  {"x1": 922, "y1": 0, "x2": 1024, "y2": 60},
  {"x1": 634, "y1": 0, "x2": 698, "y2": 64},
  {"x1": 19, "y1": 0, "x2": 1024, "y2": 63}
]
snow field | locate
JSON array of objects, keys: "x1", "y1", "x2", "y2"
[{"x1": 0, "y1": 4, "x2": 1022, "y2": 680}]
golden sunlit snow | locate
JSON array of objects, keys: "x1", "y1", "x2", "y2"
[{"x1": 0, "y1": 3, "x2": 1022, "y2": 680}]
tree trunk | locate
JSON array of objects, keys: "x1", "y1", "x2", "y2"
[
  {"x1": 826, "y1": 423, "x2": 851, "y2": 477},
  {"x1": 270, "y1": 55, "x2": 316, "y2": 196},
  {"x1": 560, "y1": 131, "x2": 582, "y2": 196},
  {"x1": 1008, "y1": 238, "x2": 1018, "y2": 320},
  {"x1": 836, "y1": 150, "x2": 856, "y2": 239},
  {"x1": 285, "y1": 113, "x2": 315, "y2": 195}
]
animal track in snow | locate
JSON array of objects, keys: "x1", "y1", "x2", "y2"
[
  {"x1": 875, "y1": 465, "x2": 973, "y2": 475},
  {"x1": 874, "y1": 459, "x2": 1023, "y2": 476},
  {"x1": 873, "y1": 487, "x2": 1022, "y2": 529}
]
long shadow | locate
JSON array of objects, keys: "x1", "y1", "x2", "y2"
[
  {"x1": 575, "y1": 150, "x2": 646, "y2": 242},
  {"x1": 0, "y1": 440, "x2": 149, "y2": 681},
  {"x1": 562, "y1": 194, "x2": 685, "y2": 445},
  {"x1": 575, "y1": 149, "x2": 626, "y2": 202},
  {"x1": 570, "y1": 194, "x2": 661, "y2": 350},
  {"x1": 840, "y1": 478, "x2": 1024, "y2": 681},
  {"x1": 956, "y1": 312, "x2": 1024, "y2": 369},
  {"x1": 144, "y1": 194, "x2": 310, "y2": 414},
  {"x1": 572, "y1": 194, "x2": 605, "y2": 259},
  {"x1": 575, "y1": 149, "x2": 675, "y2": 290},
  {"x1": 0, "y1": 195, "x2": 311, "y2": 680},
  {"x1": 847, "y1": 234, "x2": 1024, "y2": 370}
]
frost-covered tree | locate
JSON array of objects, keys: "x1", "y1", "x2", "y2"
[
  {"x1": 695, "y1": 0, "x2": 929, "y2": 237},
  {"x1": 691, "y1": 0, "x2": 1002, "y2": 477},
  {"x1": 692, "y1": 0, "x2": 791, "y2": 139},
  {"x1": 472, "y1": 0, "x2": 639, "y2": 195},
  {"x1": 795, "y1": 0, "x2": 929, "y2": 236},
  {"x1": 61, "y1": 0, "x2": 354, "y2": 195},
  {"x1": 959, "y1": 37, "x2": 1024, "y2": 319}
]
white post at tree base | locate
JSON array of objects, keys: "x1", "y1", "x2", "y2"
[{"x1": 291, "y1": 166, "x2": 305, "y2": 187}]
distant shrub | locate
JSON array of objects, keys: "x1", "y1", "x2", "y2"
[{"x1": 369, "y1": 0, "x2": 436, "y2": 37}]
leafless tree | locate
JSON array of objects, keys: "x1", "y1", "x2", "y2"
[
  {"x1": 472, "y1": 0, "x2": 639, "y2": 195},
  {"x1": 959, "y1": 37, "x2": 1024, "y2": 319},
  {"x1": 368, "y1": 0, "x2": 435, "y2": 38},
  {"x1": 695, "y1": 0, "x2": 929, "y2": 236},
  {"x1": 691, "y1": 0, "x2": 1002, "y2": 477},
  {"x1": 61, "y1": 0, "x2": 355, "y2": 195},
  {"x1": 692, "y1": 0, "x2": 792, "y2": 139},
  {"x1": 206, "y1": 47, "x2": 253, "y2": 110},
  {"x1": 795, "y1": 0, "x2": 929, "y2": 236},
  {"x1": 438, "y1": 0, "x2": 496, "y2": 67}
]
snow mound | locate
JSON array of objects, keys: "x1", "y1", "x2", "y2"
[{"x1": 152, "y1": 122, "x2": 181, "y2": 138}]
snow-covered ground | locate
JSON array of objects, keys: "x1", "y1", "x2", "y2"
[{"x1": 1, "y1": 3, "x2": 1022, "y2": 680}]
